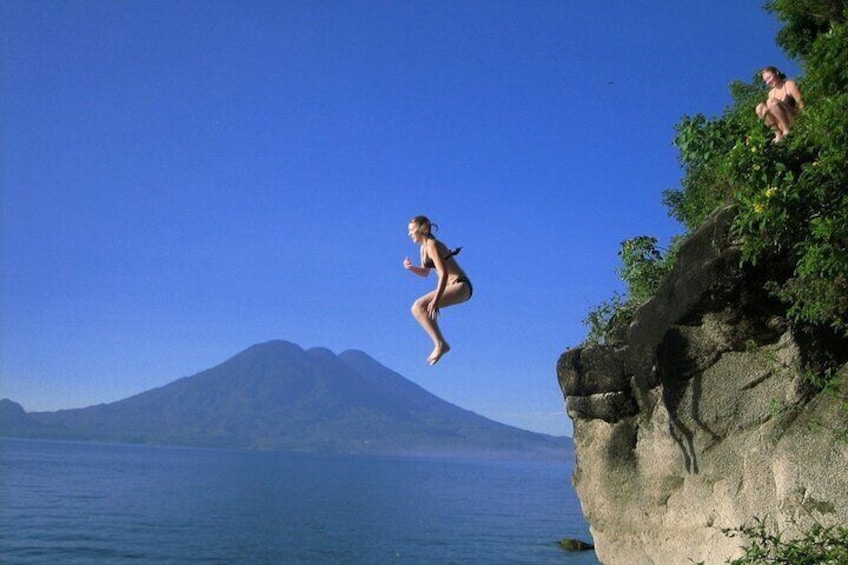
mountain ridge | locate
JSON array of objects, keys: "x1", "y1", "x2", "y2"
[{"x1": 1, "y1": 340, "x2": 567, "y2": 459}]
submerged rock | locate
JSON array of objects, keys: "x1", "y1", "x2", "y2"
[{"x1": 558, "y1": 537, "x2": 595, "y2": 551}]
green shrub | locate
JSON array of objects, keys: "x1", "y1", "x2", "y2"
[
  {"x1": 581, "y1": 236, "x2": 679, "y2": 345},
  {"x1": 662, "y1": 80, "x2": 763, "y2": 230},
  {"x1": 582, "y1": 292, "x2": 632, "y2": 346},
  {"x1": 723, "y1": 518, "x2": 848, "y2": 565}
]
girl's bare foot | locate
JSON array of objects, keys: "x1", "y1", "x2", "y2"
[{"x1": 427, "y1": 342, "x2": 451, "y2": 365}]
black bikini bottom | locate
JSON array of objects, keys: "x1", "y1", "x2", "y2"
[{"x1": 453, "y1": 277, "x2": 473, "y2": 298}]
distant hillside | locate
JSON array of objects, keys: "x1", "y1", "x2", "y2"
[{"x1": 1, "y1": 340, "x2": 568, "y2": 459}]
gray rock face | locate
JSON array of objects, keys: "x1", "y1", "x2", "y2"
[{"x1": 558, "y1": 206, "x2": 848, "y2": 565}]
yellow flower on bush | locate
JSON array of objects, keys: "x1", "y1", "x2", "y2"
[
  {"x1": 764, "y1": 187, "x2": 777, "y2": 198},
  {"x1": 752, "y1": 164, "x2": 761, "y2": 171},
  {"x1": 754, "y1": 203, "x2": 765, "y2": 214}
]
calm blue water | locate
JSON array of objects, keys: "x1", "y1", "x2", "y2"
[{"x1": 1, "y1": 439, "x2": 599, "y2": 564}]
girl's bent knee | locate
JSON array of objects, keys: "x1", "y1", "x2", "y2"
[{"x1": 411, "y1": 302, "x2": 426, "y2": 317}]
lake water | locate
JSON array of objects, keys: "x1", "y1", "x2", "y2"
[{"x1": 1, "y1": 439, "x2": 600, "y2": 564}]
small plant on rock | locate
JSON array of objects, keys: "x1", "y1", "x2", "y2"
[
  {"x1": 581, "y1": 236, "x2": 679, "y2": 345},
  {"x1": 723, "y1": 517, "x2": 848, "y2": 565}
]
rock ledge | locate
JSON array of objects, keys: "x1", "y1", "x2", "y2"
[{"x1": 558, "y1": 206, "x2": 848, "y2": 565}]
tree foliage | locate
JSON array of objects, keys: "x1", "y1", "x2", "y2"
[
  {"x1": 662, "y1": 77, "x2": 762, "y2": 230},
  {"x1": 765, "y1": 0, "x2": 847, "y2": 59},
  {"x1": 585, "y1": 1, "x2": 848, "y2": 343}
]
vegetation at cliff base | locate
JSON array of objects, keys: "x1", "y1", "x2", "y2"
[
  {"x1": 721, "y1": 518, "x2": 848, "y2": 565},
  {"x1": 583, "y1": 0, "x2": 848, "y2": 345}
]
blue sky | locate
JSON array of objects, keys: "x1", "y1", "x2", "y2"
[{"x1": 2, "y1": 1, "x2": 799, "y2": 436}]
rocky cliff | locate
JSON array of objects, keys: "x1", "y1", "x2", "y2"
[{"x1": 558, "y1": 206, "x2": 848, "y2": 565}]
